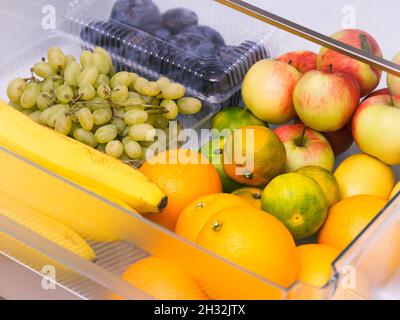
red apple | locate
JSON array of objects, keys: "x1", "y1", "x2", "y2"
[
  {"x1": 317, "y1": 29, "x2": 383, "y2": 96},
  {"x1": 353, "y1": 95, "x2": 400, "y2": 165},
  {"x1": 276, "y1": 51, "x2": 318, "y2": 73},
  {"x1": 322, "y1": 124, "x2": 353, "y2": 156},
  {"x1": 362, "y1": 88, "x2": 391, "y2": 102},
  {"x1": 388, "y1": 53, "x2": 400, "y2": 96},
  {"x1": 293, "y1": 69, "x2": 361, "y2": 132},
  {"x1": 275, "y1": 124, "x2": 335, "y2": 172},
  {"x1": 295, "y1": 118, "x2": 353, "y2": 156},
  {"x1": 242, "y1": 60, "x2": 302, "y2": 124}
]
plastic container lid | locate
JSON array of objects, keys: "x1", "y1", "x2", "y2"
[{"x1": 65, "y1": 0, "x2": 280, "y2": 103}]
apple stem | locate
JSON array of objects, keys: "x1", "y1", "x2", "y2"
[
  {"x1": 390, "y1": 95, "x2": 395, "y2": 107},
  {"x1": 329, "y1": 64, "x2": 333, "y2": 73},
  {"x1": 297, "y1": 125, "x2": 307, "y2": 147},
  {"x1": 288, "y1": 59, "x2": 293, "y2": 66}
]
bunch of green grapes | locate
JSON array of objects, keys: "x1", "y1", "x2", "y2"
[{"x1": 6, "y1": 46, "x2": 202, "y2": 162}]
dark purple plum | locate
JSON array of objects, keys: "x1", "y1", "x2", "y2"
[
  {"x1": 141, "y1": 23, "x2": 171, "y2": 39},
  {"x1": 110, "y1": 0, "x2": 161, "y2": 28},
  {"x1": 170, "y1": 32, "x2": 216, "y2": 58},
  {"x1": 162, "y1": 8, "x2": 198, "y2": 35},
  {"x1": 183, "y1": 25, "x2": 225, "y2": 47}
]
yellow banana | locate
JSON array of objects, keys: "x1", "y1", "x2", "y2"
[
  {"x1": 0, "y1": 192, "x2": 96, "y2": 262},
  {"x1": 0, "y1": 148, "x2": 139, "y2": 242},
  {"x1": 0, "y1": 101, "x2": 167, "y2": 214}
]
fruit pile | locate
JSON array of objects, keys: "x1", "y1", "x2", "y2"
[
  {"x1": 112, "y1": 28, "x2": 400, "y2": 299},
  {"x1": 6, "y1": 46, "x2": 202, "y2": 162},
  {"x1": 1, "y1": 18, "x2": 400, "y2": 300}
]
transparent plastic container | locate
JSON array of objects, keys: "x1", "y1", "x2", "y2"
[
  {"x1": 0, "y1": 0, "x2": 399, "y2": 300},
  {"x1": 64, "y1": 0, "x2": 279, "y2": 104}
]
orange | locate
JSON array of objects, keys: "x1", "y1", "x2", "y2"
[
  {"x1": 197, "y1": 206, "x2": 298, "y2": 299},
  {"x1": 318, "y1": 195, "x2": 387, "y2": 250},
  {"x1": 111, "y1": 257, "x2": 209, "y2": 300},
  {"x1": 231, "y1": 187, "x2": 263, "y2": 209},
  {"x1": 334, "y1": 153, "x2": 394, "y2": 199},
  {"x1": 140, "y1": 149, "x2": 222, "y2": 230},
  {"x1": 175, "y1": 193, "x2": 251, "y2": 243},
  {"x1": 389, "y1": 181, "x2": 400, "y2": 199},
  {"x1": 296, "y1": 244, "x2": 341, "y2": 288},
  {"x1": 223, "y1": 126, "x2": 286, "y2": 187}
]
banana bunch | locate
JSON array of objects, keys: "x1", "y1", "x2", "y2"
[
  {"x1": 0, "y1": 192, "x2": 96, "y2": 266},
  {"x1": 0, "y1": 101, "x2": 167, "y2": 214}
]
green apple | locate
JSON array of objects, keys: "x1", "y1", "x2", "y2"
[{"x1": 352, "y1": 95, "x2": 400, "y2": 165}]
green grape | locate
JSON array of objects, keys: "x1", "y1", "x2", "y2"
[
  {"x1": 69, "y1": 121, "x2": 81, "y2": 137},
  {"x1": 160, "y1": 99, "x2": 179, "y2": 120},
  {"x1": 122, "y1": 137, "x2": 142, "y2": 159},
  {"x1": 129, "y1": 123, "x2": 156, "y2": 142},
  {"x1": 123, "y1": 97, "x2": 145, "y2": 110},
  {"x1": 97, "y1": 84, "x2": 112, "y2": 100},
  {"x1": 105, "y1": 140, "x2": 124, "y2": 158},
  {"x1": 94, "y1": 125, "x2": 118, "y2": 144},
  {"x1": 21, "y1": 109, "x2": 33, "y2": 116},
  {"x1": 78, "y1": 107, "x2": 94, "y2": 131},
  {"x1": 85, "y1": 97, "x2": 110, "y2": 111},
  {"x1": 95, "y1": 74, "x2": 110, "y2": 88},
  {"x1": 111, "y1": 85, "x2": 129, "y2": 104},
  {"x1": 93, "y1": 47, "x2": 113, "y2": 73},
  {"x1": 79, "y1": 85, "x2": 96, "y2": 101},
  {"x1": 93, "y1": 51, "x2": 111, "y2": 75},
  {"x1": 64, "y1": 61, "x2": 81, "y2": 87},
  {"x1": 111, "y1": 117, "x2": 126, "y2": 134},
  {"x1": 134, "y1": 78, "x2": 160, "y2": 97},
  {"x1": 122, "y1": 125, "x2": 131, "y2": 138},
  {"x1": 177, "y1": 97, "x2": 202, "y2": 115},
  {"x1": 97, "y1": 144, "x2": 106, "y2": 153},
  {"x1": 93, "y1": 108, "x2": 112, "y2": 126},
  {"x1": 29, "y1": 110, "x2": 42, "y2": 123},
  {"x1": 7, "y1": 78, "x2": 27, "y2": 103},
  {"x1": 141, "y1": 95, "x2": 160, "y2": 106},
  {"x1": 65, "y1": 55, "x2": 76, "y2": 64},
  {"x1": 80, "y1": 50, "x2": 93, "y2": 68},
  {"x1": 124, "y1": 109, "x2": 148, "y2": 126},
  {"x1": 147, "y1": 114, "x2": 169, "y2": 129},
  {"x1": 73, "y1": 128, "x2": 98, "y2": 148},
  {"x1": 156, "y1": 77, "x2": 171, "y2": 90},
  {"x1": 78, "y1": 66, "x2": 98, "y2": 88},
  {"x1": 39, "y1": 104, "x2": 70, "y2": 127},
  {"x1": 33, "y1": 62, "x2": 56, "y2": 79},
  {"x1": 161, "y1": 83, "x2": 186, "y2": 100},
  {"x1": 114, "y1": 108, "x2": 126, "y2": 119},
  {"x1": 110, "y1": 72, "x2": 132, "y2": 89},
  {"x1": 20, "y1": 82, "x2": 42, "y2": 109},
  {"x1": 128, "y1": 72, "x2": 139, "y2": 90},
  {"x1": 41, "y1": 79, "x2": 55, "y2": 93},
  {"x1": 120, "y1": 153, "x2": 131, "y2": 161},
  {"x1": 36, "y1": 92, "x2": 55, "y2": 111},
  {"x1": 55, "y1": 114, "x2": 73, "y2": 135},
  {"x1": 51, "y1": 75, "x2": 64, "y2": 88},
  {"x1": 8, "y1": 101, "x2": 23, "y2": 111},
  {"x1": 48, "y1": 47, "x2": 67, "y2": 72},
  {"x1": 55, "y1": 84, "x2": 74, "y2": 104}
]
